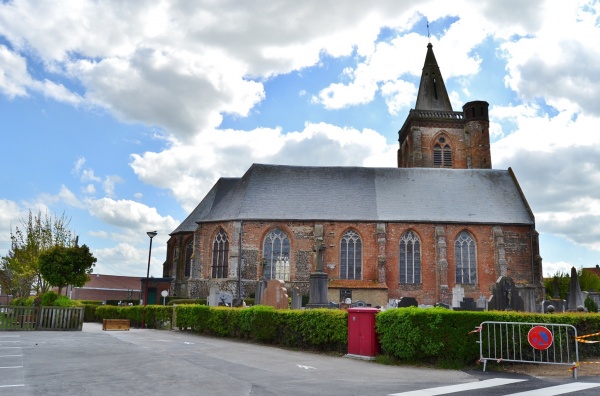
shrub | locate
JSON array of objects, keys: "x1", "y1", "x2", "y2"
[
  {"x1": 53, "y1": 295, "x2": 82, "y2": 307},
  {"x1": 10, "y1": 297, "x2": 31, "y2": 306},
  {"x1": 83, "y1": 304, "x2": 99, "y2": 322},
  {"x1": 172, "y1": 305, "x2": 348, "y2": 353},
  {"x1": 94, "y1": 305, "x2": 173, "y2": 329},
  {"x1": 40, "y1": 291, "x2": 59, "y2": 306},
  {"x1": 167, "y1": 299, "x2": 206, "y2": 306},
  {"x1": 584, "y1": 296, "x2": 598, "y2": 313},
  {"x1": 76, "y1": 300, "x2": 103, "y2": 305}
]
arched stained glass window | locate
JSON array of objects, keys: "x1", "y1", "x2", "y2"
[
  {"x1": 340, "y1": 230, "x2": 362, "y2": 280},
  {"x1": 211, "y1": 229, "x2": 229, "y2": 278},
  {"x1": 399, "y1": 231, "x2": 421, "y2": 284},
  {"x1": 455, "y1": 230, "x2": 477, "y2": 284},
  {"x1": 263, "y1": 228, "x2": 290, "y2": 281},
  {"x1": 184, "y1": 240, "x2": 193, "y2": 277}
]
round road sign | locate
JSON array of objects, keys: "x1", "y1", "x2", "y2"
[{"x1": 528, "y1": 326, "x2": 553, "y2": 350}]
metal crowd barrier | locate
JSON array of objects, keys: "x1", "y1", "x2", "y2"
[{"x1": 476, "y1": 321, "x2": 579, "y2": 378}]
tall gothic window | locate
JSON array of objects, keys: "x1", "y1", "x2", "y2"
[
  {"x1": 184, "y1": 240, "x2": 193, "y2": 277},
  {"x1": 263, "y1": 228, "x2": 290, "y2": 281},
  {"x1": 211, "y1": 229, "x2": 229, "y2": 278},
  {"x1": 455, "y1": 230, "x2": 477, "y2": 284},
  {"x1": 340, "y1": 229, "x2": 362, "y2": 280},
  {"x1": 433, "y1": 136, "x2": 452, "y2": 167},
  {"x1": 399, "y1": 230, "x2": 421, "y2": 284}
]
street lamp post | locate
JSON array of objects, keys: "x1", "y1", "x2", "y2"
[{"x1": 141, "y1": 231, "x2": 157, "y2": 329}]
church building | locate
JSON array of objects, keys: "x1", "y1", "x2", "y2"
[{"x1": 163, "y1": 43, "x2": 544, "y2": 310}]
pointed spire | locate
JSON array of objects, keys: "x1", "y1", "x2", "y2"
[{"x1": 415, "y1": 43, "x2": 453, "y2": 112}]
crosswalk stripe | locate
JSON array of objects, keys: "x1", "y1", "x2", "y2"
[
  {"x1": 388, "y1": 378, "x2": 527, "y2": 395},
  {"x1": 505, "y1": 382, "x2": 600, "y2": 396}
]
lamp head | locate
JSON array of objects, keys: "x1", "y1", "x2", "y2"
[{"x1": 147, "y1": 231, "x2": 158, "y2": 239}]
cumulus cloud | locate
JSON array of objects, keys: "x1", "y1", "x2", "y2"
[
  {"x1": 86, "y1": 197, "x2": 178, "y2": 232},
  {"x1": 131, "y1": 122, "x2": 397, "y2": 211},
  {"x1": 500, "y1": 1, "x2": 600, "y2": 115}
]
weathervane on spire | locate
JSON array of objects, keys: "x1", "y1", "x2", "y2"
[{"x1": 427, "y1": 20, "x2": 430, "y2": 42}]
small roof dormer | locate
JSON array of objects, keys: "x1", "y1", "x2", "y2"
[{"x1": 414, "y1": 43, "x2": 453, "y2": 112}]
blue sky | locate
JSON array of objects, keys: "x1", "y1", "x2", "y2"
[{"x1": 1, "y1": 0, "x2": 600, "y2": 278}]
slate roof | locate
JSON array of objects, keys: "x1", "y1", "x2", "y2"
[{"x1": 170, "y1": 164, "x2": 534, "y2": 233}]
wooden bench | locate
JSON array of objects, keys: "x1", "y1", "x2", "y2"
[{"x1": 102, "y1": 319, "x2": 130, "y2": 331}]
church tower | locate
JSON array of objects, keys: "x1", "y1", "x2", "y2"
[{"x1": 397, "y1": 43, "x2": 491, "y2": 169}]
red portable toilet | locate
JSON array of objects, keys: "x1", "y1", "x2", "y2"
[{"x1": 347, "y1": 307, "x2": 380, "y2": 359}]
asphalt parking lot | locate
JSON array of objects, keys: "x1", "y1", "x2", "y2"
[{"x1": 0, "y1": 323, "x2": 473, "y2": 396}]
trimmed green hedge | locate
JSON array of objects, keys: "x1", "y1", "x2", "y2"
[
  {"x1": 87, "y1": 304, "x2": 600, "y2": 367},
  {"x1": 175, "y1": 305, "x2": 347, "y2": 352},
  {"x1": 376, "y1": 308, "x2": 600, "y2": 367},
  {"x1": 95, "y1": 305, "x2": 173, "y2": 329}
]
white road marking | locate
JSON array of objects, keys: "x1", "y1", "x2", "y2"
[
  {"x1": 505, "y1": 382, "x2": 600, "y2": 395},
  {"x1": 296, "y1": 364, "x2": 316, "y2": 370},
  {"x1": 388, "y1": 378, "x2": 527, "y2": 395}
]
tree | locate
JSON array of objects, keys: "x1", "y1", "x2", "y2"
[
  {"x1": 0, "y1": 210, "x2": 76, "y2": 296},
  {"x1": 39, "y1": 244, "x2": 96, "y2": 295},
  {"x1": 544, "y1": 268, "x2": 600, "y2": 300}
]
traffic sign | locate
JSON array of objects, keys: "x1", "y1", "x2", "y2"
[{"x1": 528, "y1": 326, "x2": 553, "y2": 350}]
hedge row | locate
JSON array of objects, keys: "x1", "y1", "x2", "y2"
[
  {"x1": 88, "y1": 304, "x2": 600, "y2": 367},
  {"x1": 94, "y1": 305, "x2": 173, "y2": 329},
  {"x1": 176, "y1": 305, "x2": 348, "y2": 352},
  {"x1": 376, "y1": 308, "x2": 600, "y2": 367}
]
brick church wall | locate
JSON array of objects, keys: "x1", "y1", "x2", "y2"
[{"x1": 173, "y1": 220, "x2": 535, "y2": 307}]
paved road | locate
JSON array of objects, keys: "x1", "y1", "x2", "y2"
[{"x1": 1, "y1": 323, "x2": 598, "y2": 395}]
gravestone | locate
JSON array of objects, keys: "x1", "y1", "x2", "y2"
[
  {"x1": 398, "y1": 297, "x2": 418, "y2": 307},
  {"x1": 459, "y1": 297, "x2": 477, "y2": 310},
  {"x1": 476, "y1": 295, "x2": 487, "y2": 310},
  {"x1": 255, "y1": 278, "x2": 268, "y2": 306},
  {"x1": 290, "y1": 287, "x2": 302, "y2": 310},
  {"x1": 218, "y1": 292, "x2": 233, "y2": 306},
  {"x1": 452, "y1": 286, "x2": 464, "y2": 308},
  {"x1": 207, "y1": 285, "x2": 220, "y2": 306},
  {"x1": 435, "y1": 302, "x2": 450, "y2": 309},
  {"x1": 261, "y1": 279, "x2": 288, "y2": 309},
  {"x1": 567, "y1": 266, "x2": 585, "y2": 311},
  {"x1": 488, "y1": 276, "x2": 524, "y2": 311}
]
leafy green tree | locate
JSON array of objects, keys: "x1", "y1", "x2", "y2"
[
  {"x1": 39, "y1": 244, "x2": 96, "y2": 295},
  {"x1": 579, "y1": 268, "x2": 600, "y2": 292},
  {"x1": 543, "y1": 271, "x2": 569, "y2": 299},
  {"x1": 0, "y1": 210, "x2": 76, "y2": 296},
  {"x1": 544, "y1": 268, "x2": 600, "y2": 300},
  {"x1": 0, "y1": 252, "x2": 35, "y2": 297}
]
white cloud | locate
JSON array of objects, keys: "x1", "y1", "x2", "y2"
[
  {"x1": 86, "y1": 197, "x2": 178, "y2": 233},
  {"x1": 381, "y1": 80, "x2": 417, "y2": 115},
  {"x1": 0, "y1": 44, "x2": 29, "y2": 98},
  {"x1": 102, "y1": 175, "x2": 124, "y2": 197},
  {"x1": 92, "y1": 242, "x2": 165, "y2": 277},
  {"x1": 131, "y1": 122, "x2": 396, "y2": 211},
  {"x1": 0, "y1": 199, "x2": 24, "y2": 254},
  {"x1": 83, "y1": 184, "x2": 96, "y2": 194},
  {"x1": 500, "y1": 1, "x2": 600, "y2": 115},
  {"x1": 543, "y1": 261, "x2": 574, "y2": 278}
]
